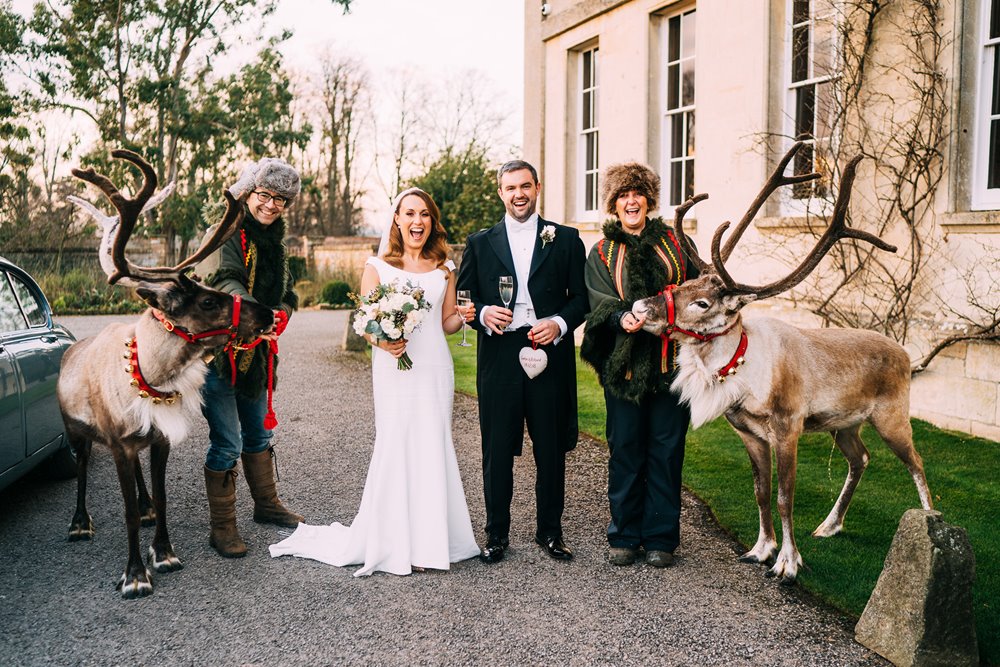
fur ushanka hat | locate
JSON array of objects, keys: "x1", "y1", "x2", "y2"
[{"x1": 600, "y1": 162, "x2": 660, "y2": 216}]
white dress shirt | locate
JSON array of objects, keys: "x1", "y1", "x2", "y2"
[{"x1": 481, "y1": 213, "x2": 567, "y2": 342}]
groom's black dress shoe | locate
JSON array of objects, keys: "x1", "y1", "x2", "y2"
[
  {"x1": 480, "y1": 536, "x2": 509, "y2": 564},
  {"x1": 536, "y1": 536, "x2": 573, "y2": 561}
]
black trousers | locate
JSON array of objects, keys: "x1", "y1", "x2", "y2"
[
  {"x1": 477, "y1": 328, "x2": 571, "y2": 541},
  {"x1": 604, "y1": 388, "x2": 689, "y2": 552}
]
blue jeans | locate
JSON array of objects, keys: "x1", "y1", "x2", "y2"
[{"x1": 202, "y1": 370, "x2": 273, "y2": 472}]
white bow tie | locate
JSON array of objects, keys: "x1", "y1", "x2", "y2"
[{"x1": 508, "y1": 222, "x2": 535, "y2": 235}]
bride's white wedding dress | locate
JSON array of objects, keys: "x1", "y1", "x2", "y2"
[{"x1": 269, "y1": 257, "x2": 481, "y2": 576}]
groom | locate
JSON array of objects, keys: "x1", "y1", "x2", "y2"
[{"x1": 458, "y1": 160, "x2": 588, "y2": 563}]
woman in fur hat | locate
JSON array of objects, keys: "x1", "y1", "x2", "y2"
[{"x1": 580, "y1": 162, "x2": 700, "y2": 567}]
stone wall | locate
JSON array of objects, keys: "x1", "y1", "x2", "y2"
[{"x1": 911, "y1": 341, "x2": 1000, "y2": 441}]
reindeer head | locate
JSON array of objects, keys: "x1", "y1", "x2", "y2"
[
  {"x1": 632, "y1": 142, "x2": 896, "y2": 340},
  {"x1": 635, "y1": 274, "x2": 756, "y2": 340},
  {"x1": 70, "y1": 149, "x2": 274, "y2": 342}
]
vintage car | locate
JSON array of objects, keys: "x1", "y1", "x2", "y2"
[{"x1": 0, "y1": 256, "x2": 77, "y2": 492}]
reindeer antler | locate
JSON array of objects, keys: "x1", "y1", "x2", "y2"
[
  {"x1": 672, "y1": 192, "x2": 711, "y2": 275},
  {"x1": 70, "y1": 150, "x2": 245, "y2": 286},
  {"x1": 718, "y1": 141, "x2": 822, "y2": 263},
  {"x1": 710, "y1": 154, "x2": 897, "y2": 300}
]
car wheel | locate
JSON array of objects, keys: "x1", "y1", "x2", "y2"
[{"x1": 44, "y1": 443, "x2": 78, "y2": 480}]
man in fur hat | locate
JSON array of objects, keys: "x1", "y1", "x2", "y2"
[
  {"x1": 198, "y1": 157, "x2": 304, "y2": 558},
  {"x1": 580, "y1": 162, "x2": 701, "y2": 567}
]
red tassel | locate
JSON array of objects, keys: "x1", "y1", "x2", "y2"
[{"x1": 263, "y1": 338, "x2": 278, "y2": 429}]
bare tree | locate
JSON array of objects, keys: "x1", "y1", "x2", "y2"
[{"x1": 316, "y1": 53, "x2": 369, "y2": 236}]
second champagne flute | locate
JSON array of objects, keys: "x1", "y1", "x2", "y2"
[
  {"x1": 456, "y1": 290, "x2": 472, "y2": 347},
  {"x1": 498, "y1": 276, "x2": 514, "y2": 331}
]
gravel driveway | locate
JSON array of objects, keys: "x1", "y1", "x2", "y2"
[{"x1": 0, "y1": 310, "x2": 886, "y2": 666}]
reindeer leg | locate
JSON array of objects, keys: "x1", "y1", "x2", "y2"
[
  {"x1": 871, "y1": 406, "x2": 933, "y2": 511},
  {"x1": 147, "y1": 440, "x2": 182, "y2": 573},
  {"x1": 732, "y1": 428, "x2": 778, "y2": 566},
  {"x1": 67, "y1": 431, "x2": 94, "y2": 541},
  {"x1": 135, "y1": 456, "x2": 156, "y2": 527},
  {"x1": 111, "y1": 446, "x2": 153, "y2": 599},
  {"x1": 813, "y1": 425, "x2": 869, "y2": 538},
  {"x1": 769, "y1": 430, "x2": 803, "y2": 585}
]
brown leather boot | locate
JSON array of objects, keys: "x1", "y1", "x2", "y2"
[
  {"x1": 204, "y1": 466, "x2": 247, "y2": 558},
  {"x1": 241, "y1": 448, "x2": 304, "y2": 528}
]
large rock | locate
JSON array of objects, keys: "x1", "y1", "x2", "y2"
[
  {"x1": 855, "y1": 509, "x2": 978, "y2": 666},
  {"x1": 342, "y1": 310, "x2": 368, "y2": 352}
]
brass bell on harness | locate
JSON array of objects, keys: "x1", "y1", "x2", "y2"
[
  {"x1": 152, "y1": 397, "x2": 162, "y2": 405},
  {"x1": 737, "y1": 356, "x2": 746, "y2": 366},
  {"x1": 129, "y1": 378, "x2": 139, "y2": 388},
  {"x1": 165, "y1": 397, "x2": 176, "y2": 405},
  {"x1": 727, "y1": 367, "x2": 737, "y2": 376},
  {"x1": 139, "y1": 390, "x2": 149, "y2": 399},
  {"x1": 125, "y1": 364, "x2": 134, "y2": 374}
]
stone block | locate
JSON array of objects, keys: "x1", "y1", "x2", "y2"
[
  {"x1": 939, "y1": 341, "x2": 968, "y2": 359},
  {"x1": 969, "y1": 420, "x2": 1000, "y2": 443},
  {"x1": 910, "y1": 373, "x2": 996, "y2": 424},
  {"x1": 856, "y1": 509, "x2": 978, "y2": 667},
  {"x1": 966, "y1": 342, "x2": 1000, "y2": 382},
  {"x1": 908, "y1": 410, "x2": 970, "y2": 435}
]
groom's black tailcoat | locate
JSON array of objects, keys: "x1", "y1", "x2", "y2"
[{"x1": 457, "y1": 216, "x2": 588, "y2": 541}]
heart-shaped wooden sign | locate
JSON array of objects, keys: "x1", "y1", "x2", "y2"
[{"x1": 519, "y1": 346, "x2": 548, "y2": 379}]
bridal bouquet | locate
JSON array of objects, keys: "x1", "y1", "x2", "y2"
[{"x1": 351, "y1": 279, "x2": 431, "y2": 370}]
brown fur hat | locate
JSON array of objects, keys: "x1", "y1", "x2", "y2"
[{"x1": 600, "y1": 162, "x2": 660, "y2": 215}]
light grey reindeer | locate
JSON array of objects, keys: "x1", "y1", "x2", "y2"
[
  {"x1": 632, "y1": 143, "x2": 932, "y2": 584},
  {"x1": 59, "y1": 150, "x2": 275, "y2": 598}
]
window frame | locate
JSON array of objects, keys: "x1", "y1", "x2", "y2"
[
  {"x1": 972, "y1": 0, "x2": 1000, "y2": 210},
  {"x1": 659, "y1": 7, "x2": 697, "y2": 217},
  {"x1": 577, "y1": 45, "x2": 600, "y2": 222},
  {"x1": 782, "y1": 0, "x2": 839, "y2": 216}
]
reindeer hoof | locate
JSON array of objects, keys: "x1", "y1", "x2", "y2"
[
  {"x1": 738, "y1": 553, "x2": 761, "y2": 564},
  {"x1": 148, "y1": 545, "x2": 183, "y2": 573},
  {"x1": 68, "y1": 515, "x2": 94, "y2": 541},
  {"x1": 779, "y1": 574, "x2": 798, "y2": 586},
  {"x1": 117, "y1": 568, "x2": 153, "y2": 599},
  {"x1": 811, "y1": 522, "x2": 842, "y2": 538}
]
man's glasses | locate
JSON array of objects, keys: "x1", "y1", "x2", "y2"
[{"x1": 251, "y1": 191, "x2": 289, "y2": 208}]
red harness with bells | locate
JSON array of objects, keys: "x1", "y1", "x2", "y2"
[
  {"x1": 658, "y1": 284, "x2": 749, "y2": 383},
  {"x1": 149, "y1": 295, "x2": 288, "y2": 428}
]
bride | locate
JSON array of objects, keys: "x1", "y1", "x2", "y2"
[{"x1": 269, "y1": 188, "x2": 481, "y2": 576}]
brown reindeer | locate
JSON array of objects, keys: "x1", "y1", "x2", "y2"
[
  {"x1": 632, "y1": 143, "x2": 932, "y2": 584},
  {"x1": 59, "y1": 150, "x2": 274, "y2": 598}
]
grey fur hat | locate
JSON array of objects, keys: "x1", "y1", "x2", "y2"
[
  {"x1": 600, "y1": 162, "x2": 660, "y2": 215},
  {"x1": 229, "y1": 157, "x2": 301, "y2": 201}
]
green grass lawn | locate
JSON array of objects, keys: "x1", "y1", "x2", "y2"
[{"x1": 447, "y1": 328, "x2": 999, "y2": 663}]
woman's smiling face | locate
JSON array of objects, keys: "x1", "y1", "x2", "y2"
[
  {"x1": 615, "y1": 189, "x2": 648, "y2": 234},
  {"x1": 395, "y1": 194, "x2": 433, "y2": 251}
]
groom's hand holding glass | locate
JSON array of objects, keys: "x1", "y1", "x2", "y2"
[{"x1": 482, "y1": 305, "x2": 513, "y2": 334}]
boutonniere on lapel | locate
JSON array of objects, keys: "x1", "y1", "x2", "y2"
[{"x1": 540, "y1": 225, "x2": 556, "y2": 248}]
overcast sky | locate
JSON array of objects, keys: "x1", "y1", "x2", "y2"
[{"x1": 10, "y1": 0, "x2": 525, "y2": 143}]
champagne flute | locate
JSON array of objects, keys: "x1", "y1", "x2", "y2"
[
  {"x1": 498, "y1": 276, "x2": 514, "y2": 331},
  {"x1": 456, "y1": 290, "x2": 472, "y2": 347}
]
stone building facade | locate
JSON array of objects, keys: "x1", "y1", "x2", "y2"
[{"x1": 522, "y1": 0, "x2": 1000, "y2": 438}]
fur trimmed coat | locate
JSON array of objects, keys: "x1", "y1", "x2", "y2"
[
  {"x1": 580, "y1": 217, "x2": 699, "y2": 403},
  {"x1": 201, "y1": 210, "x2": 298, "y2": 398}
]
